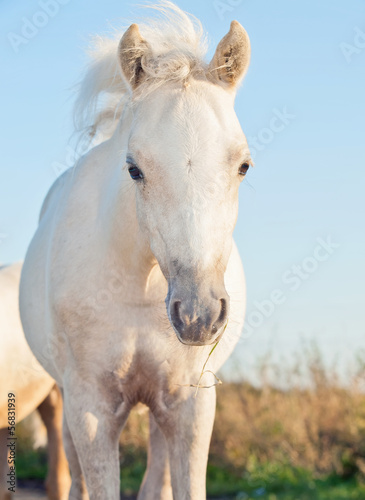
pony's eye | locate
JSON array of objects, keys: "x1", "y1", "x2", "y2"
[
  {"x1": 128, "y1": 164, "x2": 143, "y2": 180},
  {"x1": 239, "y1": 162, "x2": 250, "y2": 176}
]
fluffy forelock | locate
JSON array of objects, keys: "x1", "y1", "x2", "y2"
[{"x1": 73, "y1": 1, "x2": 209, "y2": 148}]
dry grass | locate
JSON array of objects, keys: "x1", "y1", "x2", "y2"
[
  {"x1": 210, "y1": 347, "x2": 365, "y2": 480},
  {"x1": 119, "y1": 346, "x2": 365, "y2": 481}
]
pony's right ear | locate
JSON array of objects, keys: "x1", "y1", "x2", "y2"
[
  {"x1": 118, "y1": 24, "x2": 148, "y2": 90},
  {"x1": 209, "y1": 21, "x2": 251, "y2": 89}
]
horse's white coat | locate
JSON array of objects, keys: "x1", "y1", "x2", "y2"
[
  {"x1": 20, "y1": 3, "x2": 251, "y2": 499},
  {"x1": 0, "y1": 264, "x2": 71, "y2": 500},
  {"x1": 0, "y1": 264, "x2": 54, "y2": 426}
]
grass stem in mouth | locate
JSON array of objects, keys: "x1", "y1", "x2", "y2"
[{"x1": 177, "y1": 319, "x2": 229, "y2": 396}]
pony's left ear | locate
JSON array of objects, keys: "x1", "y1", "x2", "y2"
[
  {"x1": 118, "y1": 24, "x2": 148, "y2": 90},
  {"x1": 209, "y1": 21, "x2": 251, "y2": 89}
]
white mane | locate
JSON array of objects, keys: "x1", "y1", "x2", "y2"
[{"x1": 73, "y1": 1, "x2": 209, "y2": 146}]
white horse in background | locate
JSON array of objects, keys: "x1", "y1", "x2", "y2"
[
  {"x1": 0, "y1": 263, "x2": 71, "y2": 500},
  {"x1": 20, "y1": 2, "x2": 251, "y2": 499}
]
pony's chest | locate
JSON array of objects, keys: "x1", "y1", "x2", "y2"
[
  {"x1": 53, "y1": 292, "x2": 207, "y2": 398},
  {"x1": 101, "y1": 342, "x2": 191, "y2": 412}
]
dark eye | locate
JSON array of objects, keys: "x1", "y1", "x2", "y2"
[
  {"x1": 239, "y1": 162, "x2": 250, "y2": 176},
  {"x1": 128, "y1": 163, "x2": 143, "y2": 180}
]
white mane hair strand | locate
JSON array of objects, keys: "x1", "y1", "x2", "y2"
[{"x1": 73, "y1": 1, "x2": 209, "y2": 147}]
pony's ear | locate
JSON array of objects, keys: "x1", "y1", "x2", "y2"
[
  {"x1": 118, "y1": 24, "x2": 148, "y2": 90},
  {"x1": 209, "y1": 21, "x2": 251, "y2": 89}
]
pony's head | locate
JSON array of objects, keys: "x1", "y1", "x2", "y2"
[{"x1": 119, "y1": 14, "x2": 251, "y2": 346}]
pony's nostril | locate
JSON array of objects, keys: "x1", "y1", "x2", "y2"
[
  {"x1": 211, "y1": 298, "x2": 228, "y2": 336},
  {"x1": 173, "y1": 300, "x2": 181, "y2": 318},
  {"x1": 171, "y1": 300, "x2": 183, "y2": 327},
  {"x1": 218, "y1": 298, "x2": 228, "y2": 324}
]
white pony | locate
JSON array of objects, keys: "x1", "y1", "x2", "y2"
[
  {"x1": 20, "y1": 3, "x2": 251, "y2": 499},
  {"x1": 0, "y1": 263, "x2": 70, "y2": 500}
]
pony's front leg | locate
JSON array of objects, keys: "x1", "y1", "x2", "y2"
[
  {"x1": 157, "y1": 388, "x2": 216, "y2": 500},
  {"x1": 63, "y1": 414, "x2": 88, "y2": 500},
  {"x1": 63, "y1": 371, "x2": 128, "y2": 500},
  {"x1": 137, "y1": 412, "x2": 173, "y2": 500}
]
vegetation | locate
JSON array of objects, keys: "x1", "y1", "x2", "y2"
[{"x1": 15, "y1": 347, "x2": 365, "y2": 499}]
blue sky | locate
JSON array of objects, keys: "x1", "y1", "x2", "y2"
[{"x1": 1, "y1": 0, "x2": 364, "y2": 376}]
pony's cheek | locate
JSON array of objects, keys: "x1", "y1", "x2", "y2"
[{"x1": 134, "y1": 199, "x2": 166, "y2": 261}]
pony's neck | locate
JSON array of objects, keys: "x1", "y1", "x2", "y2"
[{"x1": 100, "y1": 112, "x2": 166, "y2": 303}]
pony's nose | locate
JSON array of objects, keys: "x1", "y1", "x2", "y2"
[{"x1": 169, "y1": 294, "x2": 229, "y2": 346}]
